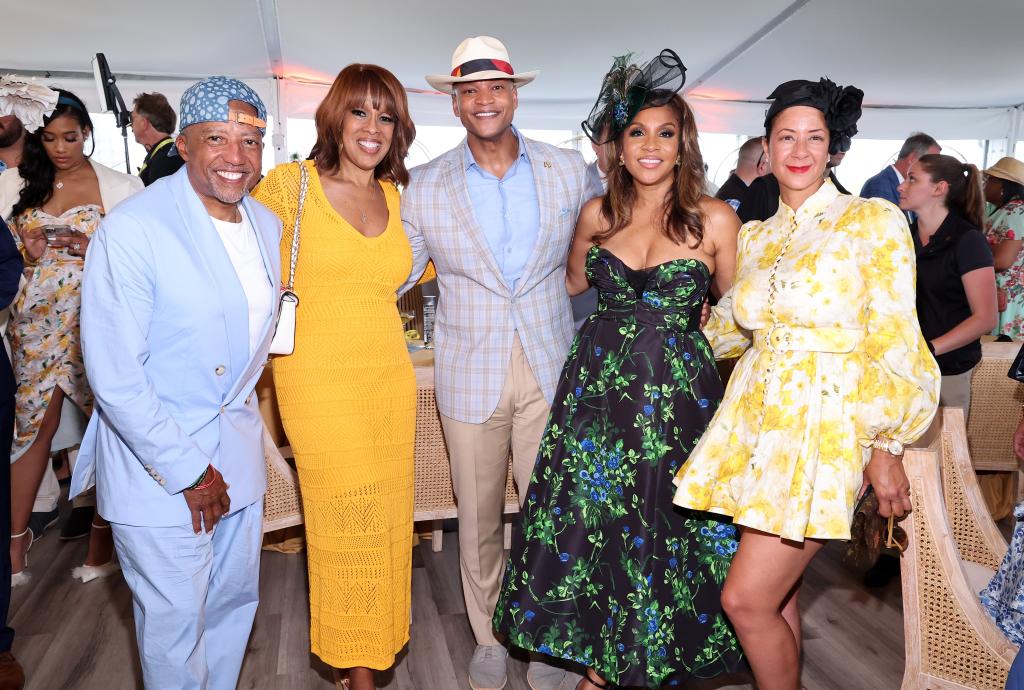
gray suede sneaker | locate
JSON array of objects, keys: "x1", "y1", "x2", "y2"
[
  {"x1": 468, "y1": 644, "x2": 509, "y2": 690},
  {"x1": 527, "y1": 659, "x2": 584, "y2": 690},
  {"x1": 528, "y1": 655, "x2": 585, "y2": 687}
]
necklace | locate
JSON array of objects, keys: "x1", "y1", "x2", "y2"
[
  {"x1": 55, "y1": 177, "x2": 64, "y2": 190},
  {"x1": 360, "y1": 210, "x2": 368, "y2": 224}
]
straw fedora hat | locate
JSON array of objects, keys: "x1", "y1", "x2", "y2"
[
  {"x1": 984, "y1": 156, "x2": 1024, "y2": 187},
  {"x1": 426, "y1": 36, "x2": 539, "y2": 94}
]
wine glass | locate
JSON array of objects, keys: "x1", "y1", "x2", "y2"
[{"x1": 400, "y1": 310, "x2": 419, "y2": 339}]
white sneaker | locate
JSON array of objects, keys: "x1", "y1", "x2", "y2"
[{"x1": 468, "y1": 644, "x2": 508, "y2": 690}]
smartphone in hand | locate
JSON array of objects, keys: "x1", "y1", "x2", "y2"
[{"x1": 42, "y1": 224, "x2": 75, "y2": 247}]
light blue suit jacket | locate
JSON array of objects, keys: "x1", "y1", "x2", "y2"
[{"x1": 71, "y1": 167, "x2": 282, "y2": 527}]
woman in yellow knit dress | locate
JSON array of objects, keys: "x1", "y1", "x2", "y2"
[
  {"x1": 253, "y1": 64, "x2": 416, "y2": 690},
  {"x1": 672, "y1": 79, "x2": 940, "y2": 690}
]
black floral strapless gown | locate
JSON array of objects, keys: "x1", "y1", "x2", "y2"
[{"x1": 494, "y1": 246, "x2": 744, "y2": 688}]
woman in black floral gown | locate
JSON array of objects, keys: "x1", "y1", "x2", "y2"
[{"x1": 494, "y1": 51, "x2": 745, "y2": 689}]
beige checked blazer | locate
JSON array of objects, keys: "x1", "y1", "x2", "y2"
[{"x1": 401, "y1": 137, "x2": 587, "y2": 424}]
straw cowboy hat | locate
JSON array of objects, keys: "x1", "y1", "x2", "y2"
[
  {"x1": 426, "y1": 36, "x2": 539, "y2": 94},
  {"x1": 984, "y1": 156, "x2": 1024, "y2": 187}
]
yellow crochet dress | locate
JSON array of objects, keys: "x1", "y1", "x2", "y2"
[
  {"x1": 254, "y1": 161, "x2": 414, "y2": 669},
  {"x1": 673, "y1": 181, "x2": 940, "y2": 541}
]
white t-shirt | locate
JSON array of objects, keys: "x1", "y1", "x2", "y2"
[{"x1": 210, "y1": 208, "x2": 273, "y2": 357}]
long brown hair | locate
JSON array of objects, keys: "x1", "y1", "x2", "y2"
[
  {"x1": 311, "y1": 64, "x2": 416, "y2": 186},
  {"x1": 917, "y1": 153, "x2": 985, "y2": 228},
  {"x1": 596, "y1": 94, "x2": 705, "y2": 247}
]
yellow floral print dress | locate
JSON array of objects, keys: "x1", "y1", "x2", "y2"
[
  {"x1": 8, "y1": 204, "x2": 98, "y2": 460},
  {"x1": 672, "y1": 181, "x2": 939, "y2": 541}
]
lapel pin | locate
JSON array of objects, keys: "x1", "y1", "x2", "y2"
[{"x1": 543, "y1": 161, "x2": 552, "y2": 169}]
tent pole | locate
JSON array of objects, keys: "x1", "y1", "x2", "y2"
[
  {"x1": 1008, "y1": 105, "x2": 1023, "y2": 159},
  {"x1": 271, "y1": 77, "x2": 288, "y2": 166},
  {"x1": 254, "y1": 0, "x2": 288, "y2": 166},
  {"x1": 684, "y1": 0, "x2": 813, "y2": 95}
]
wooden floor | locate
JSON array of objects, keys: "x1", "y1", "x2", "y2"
[{"x1": 9, "y1": 520, "x2": 906, "y2": 690}]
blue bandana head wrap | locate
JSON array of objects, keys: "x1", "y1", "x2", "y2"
[{"x1": 179, "y1": 76, "x2": 267, "y2": 134}]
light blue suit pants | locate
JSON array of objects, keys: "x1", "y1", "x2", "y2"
[{"x1": 111, "y1": 501, "x2": 263, "y2": 690}]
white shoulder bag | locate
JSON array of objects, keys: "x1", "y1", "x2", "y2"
[{"x1": 269, "y1": 162, "x2": 308, "y2": 356}]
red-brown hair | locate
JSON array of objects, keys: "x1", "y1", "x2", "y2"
[{"x1": 311, "y1": 64, "x2": 416, "y2": 186}]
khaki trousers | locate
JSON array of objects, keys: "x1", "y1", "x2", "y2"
[
  {"x1": 439, "y1": 334, "x2": 549, "y2": 645},
  {"x1": 940, "y1": 368, "x2": 973, "y2": 420}
]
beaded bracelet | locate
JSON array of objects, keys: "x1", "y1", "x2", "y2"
[{"x1": 188, "y1": 465, "x2": 217, "y2": 491}]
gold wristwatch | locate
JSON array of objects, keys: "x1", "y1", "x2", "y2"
[{"x1": 872, "y1": 436, "x2": 904, "y2": 456}]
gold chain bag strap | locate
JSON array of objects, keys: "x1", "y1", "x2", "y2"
[{"x1": 268, "y1": 162, "x2": 308, "y2": 356}]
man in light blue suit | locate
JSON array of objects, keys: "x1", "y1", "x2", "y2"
[{"x1": 72, "y1": 77, "x2": 280, "y2": 690}]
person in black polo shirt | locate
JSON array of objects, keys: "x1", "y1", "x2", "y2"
[
  {"x1": 130, "y1": 92, "x2": 184, "y2": 186},
  {"x1": 898, "y1": 153, "x2": 997, "y2": 413},
  {"x1": 715, "y1": 136, "x2": 768, "y2": 211}
]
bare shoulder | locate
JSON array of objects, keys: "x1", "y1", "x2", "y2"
[
  {"x1": 699, "y1": 195, "x2": 738, "y2": 225},
  {"x1": 575, "y1": 196, "x2": 608, "y2": 242},
  {"x1": 698, "y1": 195, "x2": 740, "y2": 243}
]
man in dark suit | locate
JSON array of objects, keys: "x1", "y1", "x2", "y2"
[
  {"x1": 0, "y1": 218, "x2": 24, "y2": 689},
  {"x1": 860, "y1": 132, "x2": 940, "y2": 205}
]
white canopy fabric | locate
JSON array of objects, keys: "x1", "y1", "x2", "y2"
[{"x1": 4, "y1": 0, "x2": 1023, "y2": 159}]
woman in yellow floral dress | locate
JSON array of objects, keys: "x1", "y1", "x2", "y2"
[{"x1": 673, "y1": 79, "x2": 939, "y2": 690}]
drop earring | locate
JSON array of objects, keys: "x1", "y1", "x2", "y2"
[
  {"x1": 618, "y1": 154, "x2": 625, "y2": 167},
  {"x1": 675, "y1": 155, "x2": 681, "y2": 167}
]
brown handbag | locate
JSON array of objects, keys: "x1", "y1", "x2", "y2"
[{"x1": 842, "y1": 487, "x2": 908, "y2": 571}]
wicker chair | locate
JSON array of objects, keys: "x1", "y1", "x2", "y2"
[
  {"x1": 901, "y1": 447, "x2": 1017, "y2": 689},
  {"x1": 262, "y1": 427, "x2": 304, "y2": 534},
  {"x1": 258, "y1": 351, "x2": 522, "y2": 546},
  {"x1": 936, "y1": 407, "x2": 1008, "y2": 569},
  {"x1": 966, "y1": 340, "x2": 1024, "y2": 517},
  {"x1": 410, "y1": 358, "x2": 519, "y2": 552}
]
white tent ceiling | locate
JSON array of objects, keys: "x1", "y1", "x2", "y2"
[{"x1": 4, "y1": 0, "x2": 1024, "y2": 155}]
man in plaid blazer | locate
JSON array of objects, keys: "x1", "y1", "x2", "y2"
[{"x1": 402, "y1": 36, "x2": 587, "y2": 690}]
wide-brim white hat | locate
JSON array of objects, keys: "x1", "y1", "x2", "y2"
[{"x1": 426, "y1": 36, "x2": 538, "y2": 94}]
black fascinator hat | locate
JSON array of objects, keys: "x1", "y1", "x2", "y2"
[
  {"x1": 764, "y1": 78, "x2": 863, "y2": 154},
  {"x1": 582, "y1": 49, "x2": 686, "y2": 145}
]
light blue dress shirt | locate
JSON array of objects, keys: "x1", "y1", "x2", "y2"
[{"x1": 464, "y1": 127, "x2": 540, "y2": 294}]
